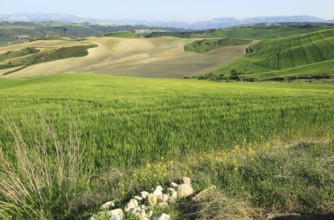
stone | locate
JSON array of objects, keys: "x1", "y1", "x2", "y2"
[
  {"x1": 140, "y1": 191, "x2": 149, "y2": 199},
  {"x1": 167, "y1": 188, "x2": 175, "y2": 193},
  {"x1": 169, "y1": 191, "x2": 177, "y2": 202},
  {"x1": 147, "y1": 210, "x2": 153, "y2": 217},
  {"x1": 108, "y1": 209, "x2": 125, "y2": 220},
  {"x1": 128, "y1": 207, "x2": 143, "y2": 219},
  {"x1": 134, "y1": 196, "x2": 143, "y2": 202},
  {"x1": 162, "y1": 194, "x2": 169, "y2": 202},
  {"x1": 92, "y1": 209, "x2": 124, "y2": 220},
  {"x1": 145, "y1": 193, "x2": 158, "y2": 206},
  {"x1": 182, "y1": 177, "x2": 191, "y2": 185},
  {"x1": 153, "y1": 185, "x2": 163, "y2": 197},
  {"x1": 170, "y1": 182, "x2": 178, "y2": 189},
  {"x1": 124, "y1": 199, "x2": 138, "y2": 213},
  {"x1": 100, "y1": 200, "x2": 116, "y2": 210},
  {"x1": 128, "y1": 207, "x2": 141, "y2": 214},
  {"x1": 176, "y1": 184, "x2": 194, "y2": 198},
  {"x1": 153, "y1": 213, "x2": 170, "y2": 220},
  {"x1": 140, "y1": 209, "x2": 146, "y2": 217},
  {"x1": 192, "y1": 185, "x2": 216, "y2": 203}
]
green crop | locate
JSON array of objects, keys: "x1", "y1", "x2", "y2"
[{"x1": 0, "y1": 73, "x2": 333, "y2": 168}]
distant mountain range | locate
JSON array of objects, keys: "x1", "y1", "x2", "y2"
[{"x1": 0, "y1": 13, "x2": 333, "y2": 29}]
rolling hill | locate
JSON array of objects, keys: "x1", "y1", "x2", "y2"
[
  {"x1": 208, "y1": 29, "x2": 334, "y2": 81},
  {"x1": 0, "y1": 37, "x2": 251, "y2": 78}
]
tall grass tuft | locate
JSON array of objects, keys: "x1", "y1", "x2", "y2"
[{"x1": 0, "y1": 116, "x2": 85, "y2": 219}]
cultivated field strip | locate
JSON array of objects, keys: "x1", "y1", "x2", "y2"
[
  {"x1": 0, "y1": 74, "x2": 333, "y2": 167},
  {"x1": 214, "y1": 29, "x2": 334, "y2": 79}
]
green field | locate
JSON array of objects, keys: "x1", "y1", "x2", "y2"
[
  {"x1": 0, "y1": 74, "x2": 333, "y2": 166},
  {"x1": 0, "y1": 73, "x2": 333, "y2": 219},
  {"x1": 207, "y1": 29, "x2": 334, "y2": 81},
  {"x1": 184, "y1": 38, "x2": 252, "y2": 53}
]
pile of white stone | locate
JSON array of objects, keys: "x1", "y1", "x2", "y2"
[{"x1": 90, "y1": 177, "x2": 194, "y2": 220}]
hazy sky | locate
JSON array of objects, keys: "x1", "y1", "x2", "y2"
[{"x1": 2, "y1": 0, "x2": 333, "y2": 22}]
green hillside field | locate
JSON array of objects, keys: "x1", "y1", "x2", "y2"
[
  {"x1": 1, "y1": 73, "x2": 333, "y2": 166},
  {"x1": 0, "y1": 74, "x2": 333, "y2": 219},
  {"x1": 207, "y1": 29, "x2": 334, "y2": 81}
]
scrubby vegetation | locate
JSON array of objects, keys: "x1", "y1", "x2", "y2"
[
  {"x1": 146, "y1": 23, "x2": 334, "y2": 40},
  {"x1": 0, "y1": 45, "x2": 96, "y2": 74},
  {"x1": 0, "y1": 22, "x2": 184, "y2": 45},
  {"x1": 184, "y1": 38, "x2": 252, "y2": 53},
  {"x1": 0, "y1": 47, "x2": 40, "y2": 63},
  {"x1": 104, "y1": 31, "x2": 142, "y2": 38}
]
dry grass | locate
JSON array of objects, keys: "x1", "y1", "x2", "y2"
[{"x1": 0, "y1": 116, "x2": 84, "y2": 219}]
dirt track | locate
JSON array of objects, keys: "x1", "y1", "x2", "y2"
[{"x1": 1, "y1": 37, "x2": 251, "y2": 78}]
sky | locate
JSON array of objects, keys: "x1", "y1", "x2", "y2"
[{"x1": 2, "y1": 0, "x2": 333, "y2": 22}]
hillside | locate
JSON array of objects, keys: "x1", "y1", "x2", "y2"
[
  {"x1": 208, "y1": 29, "x2": 334, "y2": 81},
  {"x1": 0, "y1": 37, "x2": 250, "y2": 78}
]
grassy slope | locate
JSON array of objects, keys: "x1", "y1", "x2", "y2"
[
  {"x1": 184, "y1": 38, "x2": 252, "y2": 53},
  {"x1": 0, "y1": 74, "x2": 333, "y2": 166},
  {"x1": 0, "y1": 74, "x2": 333, "y2": 219},
  {"x1": 211, "y1": 29, "x2": 334, "y2": 80}
]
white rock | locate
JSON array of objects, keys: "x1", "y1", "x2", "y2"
[
  {"x1": 170, "y1": 182, "x2": 178, "y2": 188},
  {"x1": 176, "y1": 184, "x2": 194, "y2": 198},
  {"x1": 153, "y1": 185, "x2": 163, "y2": 197},
  {"x1": 153, "y1": 213, "x2": 170, "y2": 220},
  {"x1": 128, "y1": 207, "x2": 142, "y2": 219},
  {"x1": 100, "y1": 200, "x2": 116, "y2": 210},
  {"x1": 169, "y1": 191, "x2": 178, "y2": 202},
  {"x1": 128, "y1": 207, "x2": 141, "y2": 214},
  {"x1": 145, "y1": 193, "x2": 158, "y2": 206},
  {"x1": 182, "y1": 177, "x2": 191, "y2": 185},
  {"x1": 140, "y1": 209, "x2": 146, "y2": 217},
  {"x1": 157, "y1": 194, "x2": 168, "y2": 202},
  {"x1": 147, "y1": 210, "x2": 153, "y2": 217},
  {"x1": 134, "y1": 196, "x2": 143, "y2": 202},
  {"x1": 141, "y1": 191, "x2": 149, "y2": 199},
  {"x1": 109, "y1": 209, "x2": 125, "y2": 220},
  {"x1": 92, "y1": 209, "x2": 124, "y2": 220},
  {"x1": 167, "y1": 188, "x2": 175, "y2": 193},
  {"x1": 124, "y1": 199, "x2": 138, "y2": 213},
  {"x1": 162, "y1": 194, "x2": 169, "y2": 202}
]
